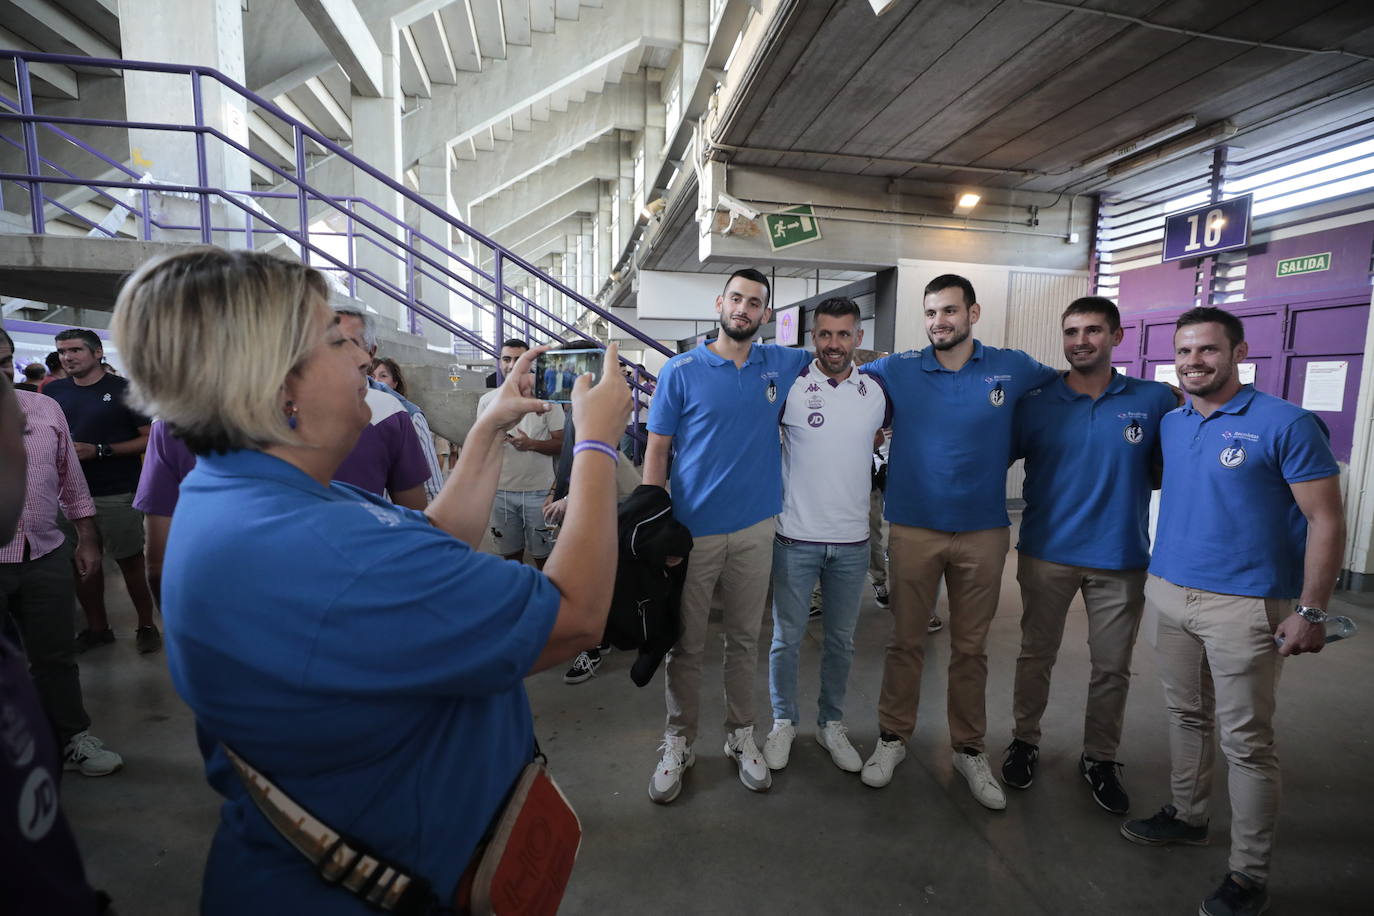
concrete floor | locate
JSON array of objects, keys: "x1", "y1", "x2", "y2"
[{"x1": 61, "y1": 518, "x2": 1374, "y2": 915}]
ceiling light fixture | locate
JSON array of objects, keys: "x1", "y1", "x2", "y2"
[
  {"x1": 1078, "y1": 115, "x2": 1199, "y2": 172},
  {"x1": 1105, "y1": 120, "x2": 1238, "y2": 178},
  {"x1": 953, "y1": 192, "x2": 981, "y2": 215}
]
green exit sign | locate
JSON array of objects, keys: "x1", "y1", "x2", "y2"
[
  {"x1": 765, "y1": 204, "x2": 822, "y2": 251},
  {"x1": 1276, "y1": 252, "x2": 1331, "y2": 277}
]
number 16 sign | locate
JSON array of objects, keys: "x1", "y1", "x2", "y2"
[{"x1": 1162, "y1": 193, "x2": 1252, "y2": 262}]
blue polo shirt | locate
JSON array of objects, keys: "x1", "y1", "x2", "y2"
[
  {"x1": 864, "y1": 341, "x2": 1057, "y2": 532},
  {"x1": 648, "y1": 341, "x2": 810, "y2": 536},
  {"x1": 162, "y1": 449, "x2": 560, "y2": 914},
  {"x1": 1015, "y1": 372, "x2": 1178, "y2": 570},
  {"x1": 1150, "y1": 386, "x2": 1338, "y2": 599}
]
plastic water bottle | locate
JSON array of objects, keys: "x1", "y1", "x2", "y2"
[{"x1": 1274, "y1": 615, "x2": 1359, "y2": 649}]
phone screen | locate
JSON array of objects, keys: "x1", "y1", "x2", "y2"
[{"x1": 534, "y1": 348, "x2": 604, "y2": 402}]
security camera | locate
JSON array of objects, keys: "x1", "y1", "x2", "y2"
[{"x1": 717, "y1": 192, "x2": 760, "y2": 221}]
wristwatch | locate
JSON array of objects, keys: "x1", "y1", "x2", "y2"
[
  {"x1": 1295, "y1": 605, "x2": 1328, "y2": 624},
  {"x1": 96, "y1": 443, "x2": 112, "y2": 459}
]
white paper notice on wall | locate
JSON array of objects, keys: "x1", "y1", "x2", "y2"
[
  {"x1": 1302, "y1": 361, "x2": 1348, "y2": 412},
  {"x1": 1238, "y1": 363, "x2": 1256, "y2": 385},
  {"x1": 1154, "y1": 364, "x2": 1179, "y2": 386}
]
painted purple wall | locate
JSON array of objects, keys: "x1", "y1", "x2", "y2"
[{"x1": 1114, "y1": 221, "x2": 1374, "y2": 462}]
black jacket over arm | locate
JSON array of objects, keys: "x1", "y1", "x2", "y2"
[{"x1": 607, "y1": 485, "x2": 693, "y2": 686}]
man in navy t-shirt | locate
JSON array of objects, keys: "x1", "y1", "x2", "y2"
[
  {"x1": 1120, "y1": 308, "x2": 1344, "y2": 916},
  {"x1": 643, "y1": 268, "x2": 810, "y2": 804},
  {"x1": 44, "y1": 328, "x2": 159, "y2": 654},
  {"x1": 859, "y1": 274, "x2": 1057, "y2": 811},
  {"x1": 1001, "y1": 297, "x2": 1178, "y2": 815}
]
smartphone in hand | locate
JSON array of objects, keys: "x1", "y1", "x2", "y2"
[{"x1": 534, "y1": 348, "x2": 603, "y2": 403}]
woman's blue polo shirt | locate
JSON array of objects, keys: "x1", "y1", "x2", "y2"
[{"x1": 161, "y1": 449, "x2": 560, "y2": 914}]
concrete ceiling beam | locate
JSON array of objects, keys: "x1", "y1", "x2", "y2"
[
  {"x1": 470, "y1": 0, "x2": 507, "y2": 60},
  {"x1": 484, "y1": 183, "x2": 600, "y2": 250},
  {"x1": 530, "y1": 0, "x2": 555, "y2": 33},
  {"x1": 6, "y1": 0, "x2": 119, "y2": 64},
  {"x1": 501, "y1": 0, "x2": 532, "y2": 46},
  {"x1": 438, "y1": 1, "x2": 482, "y2": 73},
  {"x1": 399, "y1": 26, "x2": 433, "y2": 98},
  {"x1": 411, "y1": 11, "x2": 458, "y2": 84},
  {"x1": 0, "y1": 25, "x2": 77, "y2": 99},
  {"x1": 475, "y1": 143, "x2": 619, "y2": 233},
  {"x1": 292, "y1": 0, "x2": 386, "y2": 98},
  {"x1": 555, "y1": 0, "x2": 580, "y2": 21},
  {"x1": 292, "y1": 76, "x2": 353, "y2": 140}
]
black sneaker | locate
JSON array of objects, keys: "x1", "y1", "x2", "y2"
[
  {"x1": 872, "y1": 583, "x2": 890, "y2": 608},
  {"x1": 1080, "y1": 755, "x2": 1129, "y2": 814},
  {"x1": 1120, "y1": 804, "x2": 1208, "y2": 846},
  {"x1": 563, "y1": 649, "x2": 601, "y2": 685},
  {"x1": 1001, "y1": 738, "x2": 1038, "y2": 789},
  {"x1": 74, "y1": 628, "x2": 115, "y2": 653},
  {"x1": 135, "y1": 625, "x2": 162, "y2": 655},
  {"x1": 1201, "y1": 872, "x2": 1269, "y2": 916}
]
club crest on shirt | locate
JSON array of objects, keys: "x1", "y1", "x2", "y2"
[
  {"x1": 1219, "y1": 445, "x2": 1247, "y2": 468},
  {"x1": 988, "y1": 383, "x2": 1006, "y2": 407},
  {"x1": 766, "y1": 380, "x2": 778, "y2": 403},
  {"x1": 807, "y1": 412, "x2": 825, "y2": 428},
  {"x1": 858, "y1": 380, "x2": 868, "y2": 397},
  {"x1": 807, "y1": 396, "x2": 825, "y2": 410},
  {"x1": 1123, "y1": 419, "x2": 1144, "y2": 445}
]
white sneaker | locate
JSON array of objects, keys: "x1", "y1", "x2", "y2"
[
  {"x1": 952, "y1": 750, "x2": 1007, "y2": 810},
  {"x1": 648, "y1": 735, "x2": 694, "y2": 804},
  {"x1": 762, "y1": 720, "x2": 795, "y2": 771},
  {"x1": 63, "y1": 731, "x2": 123, "y2": 777},
  {"x1": 861, "y1": 736, "x2": 906, "y2": 788},
  {"x1": 817, "y1": 721, "x2": 863, "y2": 772},
  {"x1": 724, "y1": 726, "x2": 772, "y2": 792}
]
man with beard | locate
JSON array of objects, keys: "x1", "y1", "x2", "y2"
[
  {"x1": 858, "y1": 274, "x2": 1057, "y2": 810},
  {"x1": 1000, "y1": 297, "x2": 1177, "y2": 814},
  {"x1": 1121, "y1": 308, "x2": 1343, "y2": 916},
  {"x1": 643, "y1": 268, "x2": 810, "y2": 803},
  {"x1": 763, "y1": 296, "x2": 890, "y2": 777}
]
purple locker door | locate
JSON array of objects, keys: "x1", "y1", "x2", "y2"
[
  {"x1": 1115, "y1": 320, "x2": 1144, "y2": 377},
  {"x1": 1282, "y1": 301, "x2": 1370, "y2": 462}
]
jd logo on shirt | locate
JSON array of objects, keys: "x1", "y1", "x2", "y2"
[
  {"x1": 1123, "y1": 420, "x2": 1144, "y2": 445},
  {"x1": 1219, "y1": 445, "x2": 1247, "y2": 468},
  {"x1": 988, "y1": 384, "x2": 1005, "y2": 407},
  {"x1": 807, "y1": 412, "x2": 825, "y2": 428}
]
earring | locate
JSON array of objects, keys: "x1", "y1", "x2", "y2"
[{"x1": 284, "y1": 400, "x2": 299, "y2": 430}]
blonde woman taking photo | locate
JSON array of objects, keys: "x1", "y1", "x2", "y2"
[{"x1": 112, "y1": 247, "x2": 630, "y2": 915}]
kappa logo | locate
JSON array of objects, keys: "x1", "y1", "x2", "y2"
[
  {"x1": 1219, "y1": 445, "x2": 1247, "y2": 468},
  {"x1": 805, "y1": 382, "x2": 822, "y2": 393},
  {"x1": 102, "y1": 393, "x2": 112, "y2": 402},
  {"x1": 988, "y1": 384, "x2": 1006, "y2": 408},
  {"x1": 807, "y1": 412, "x2": 825, "y2": 428},
  {"x1": 1123, "y1": 420, "x2": 1144, "y2": 445}
]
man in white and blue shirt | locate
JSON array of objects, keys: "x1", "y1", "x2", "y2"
[
  {"x1": 1002, "y1": 297, "x2": 1178, "y2": 815},
  {"x1": 762, "y1": 297, "x2": 892, "y2": 777},
  {"x1": 859, "y1": 274, "x2": 1058, "y2": 810},
  {"x1": 1121, "y1": 307, "x2": 1344, "y2": 916},
  {"x1": 643, "y1": 269, "x2": 811, "y2": 803}
]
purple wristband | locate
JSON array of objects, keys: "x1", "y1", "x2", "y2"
[{"x1": 573, "y1": 439, "x2": 620, "y2": 464}]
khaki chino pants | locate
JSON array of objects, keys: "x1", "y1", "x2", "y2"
[
  {"x1": 878, "y1": 524, "x2": 1010, "y2": 752},
  {"x1": 1144, "y1": 574, "x2": 1288, "y2": 883},
  {"x1": 664, "y1": 517, "x2": 774, "y2": 744},
  {"x1": 1013, "y1": 554, "x2": 1146, "y2": 761}
]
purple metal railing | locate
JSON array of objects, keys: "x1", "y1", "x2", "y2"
[{"x1": 0, "y1": 49, "x2": 664, "y2": 453}]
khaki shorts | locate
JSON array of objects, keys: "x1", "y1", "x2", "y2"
[{"x1": 60, "y1": 491, "x2": 145, "y2": 560}]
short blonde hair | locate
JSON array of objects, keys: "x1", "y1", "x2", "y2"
[{"x1": 112, "y1": 247, "x2": 327, "y2": 454}]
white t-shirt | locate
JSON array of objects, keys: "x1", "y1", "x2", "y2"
[
  {"x1": 476, "y1": 391, "x2": 566, "y2": 492},
  {"x1": 777, "y1": 360, "x2": 891, "y2": 543}
]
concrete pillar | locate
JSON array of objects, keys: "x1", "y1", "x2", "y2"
[
  {"x1": 350, "y1": 24, "x2": 406, "y2": 325},
  {"x1": 119, "y1": 0, "x2": 250, "y2": 243},
  {"x1": 415, "y1": 147, "x2": 456, "y2": 348}
]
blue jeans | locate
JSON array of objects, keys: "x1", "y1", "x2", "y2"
[{"x1": 769, "y1": 536, "x2": 869, "y2": 726}]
